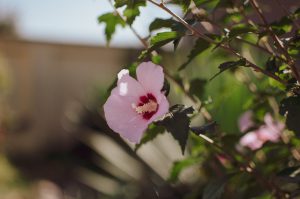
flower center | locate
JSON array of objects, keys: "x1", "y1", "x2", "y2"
[{"x1": 134, "y1": 93, "x2": 159, "y2": 120}]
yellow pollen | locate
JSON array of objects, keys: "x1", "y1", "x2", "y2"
[{"x1": 135, "y1": 100, "x2": 158, "y2": 114}]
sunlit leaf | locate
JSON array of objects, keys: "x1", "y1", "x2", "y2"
[
  {"x1": 114, "y1": 0, "x2": 146, "y2": 25},
  {"x1": 271, "y1": 16, "x2": 293, "y2": 36},
  {"x1": 98, "y1": 12, "x2": 126, "y2": 43},
  {"x1": 228, "y1": 24, "x2": 257, "y2": 38}
]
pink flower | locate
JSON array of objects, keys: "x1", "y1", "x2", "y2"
[
  {"x1": 238, "y1": 111, "x2": 254, "y2": 132},
  {"x1": 103, "y1": 62, "x2": 169, "y2": 143},
  {"x1": 240, "y1": 131, "x2": 264, "y2": 150},
  {"x1": 257, "y1": 113, "x2": 285, "y2": 143},
  {"x1": 239, "y1": 113, "x2": 285, "y2": 150}
]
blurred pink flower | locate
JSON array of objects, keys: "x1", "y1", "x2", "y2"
[
  {"x1": 240, "y1": 131, "x2": 264, "y2": 150},
  {"x1": 238, "y1": 111, "x2": 254, "y2": 132},
  {"x1": 239, "y1": 113, "x2": 285, "y2": 150},
  {"x1": 103, "y1": 62, "x2": 169, "y2": 143},
  {"x1": 257, "y1": 113, "x2": 285, "y2": 143}
]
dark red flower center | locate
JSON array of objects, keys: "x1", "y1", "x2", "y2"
[{"x1": 135, "y1": 93, "x2": 159, "y2": 120}]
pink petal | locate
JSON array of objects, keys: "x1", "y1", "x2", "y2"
[
  {"x1": 104, "y1": 70, "x2": 149, "y2": 143},
  {"x1": 257, "y1": 126, "x2": 280, "y2": 143},
  {"x1": 148, "y1": 94, "x2": 169, "y2": 124},
  {"x1": 136, "y1": 62, "x2": 164, "y2": 94},
  {"x1": 258, "y1": 113, "x2": 284, "y2": 143},
  {"x1": 238, "y1": 111, "x2": 254, "y2": 132},
  {"x1": 263, "y1": 113, "x2": 274, "y2": 126},
  {"x1": 116, "y1": 69, "x2": 145, "y2": 102},
  {"x1": 240, "y1": 131, "x2": 264, "y2": 150},
  {"x1": 104, "y1": 90, "x2": 148, "y2": 143}
]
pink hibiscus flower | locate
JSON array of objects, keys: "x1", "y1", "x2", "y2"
[
  {"x1": 239, "y1": 113, "x2": 285, "y2": 150},
  {"x1": 103, "y1": 62, "x2": 169, "y2": 143},
  {"x1": 238, "y1": 111, "x2": 254, "y2": 133}
]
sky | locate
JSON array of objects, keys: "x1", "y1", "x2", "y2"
[{"x1": 0, "y1": 0, "x2": 181, "y2": 48}]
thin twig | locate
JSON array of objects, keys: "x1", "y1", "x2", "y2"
[
  {"x1": 107, "y1": 0, "x2": 148, "y2": 47},
  {"x1": 197, "y1": 132, "x2": 285, "y2": 197},
  {"x1": 191, "y1": 4, "x2": 289, "y2": 66},
  {"x1": 147, "y1": 0, "x2": 287, "y2": 85},
  {"x1": 249, "y1": 0, "x2": 300, "y2": 83},
  {"x1": 274, "y1": 0, "x2": 300, "y2": 29}
]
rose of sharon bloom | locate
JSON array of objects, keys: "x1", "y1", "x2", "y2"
[
  {"x1": 238, "y1": 111, "x2": 254, "y2": 133},
  {"x1": 239, "y1": 113, "x2": 285, "y2": 150},
  {"x1": 103, "y1": 62, "x2": 169, "y2": 143},
  {"x1": 240, "y1": 132, "x2": 265, "y2": 150}
]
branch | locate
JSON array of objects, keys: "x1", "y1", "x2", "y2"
[
  {"x1": 147, "y1": 0, "x2": 287, "y2": 85},
  {"x1": 195, "y1": 131, "x2": 284, "y2": 197},
  {"x1": 107, "y1": 0, "x2": 148, "y2": 48},
  {"x1": 274, "y1": 0, "x2": 300, "y2": 29},
  {"x1": 249, "y1": 0, "x2": 300, "y2": 82}
]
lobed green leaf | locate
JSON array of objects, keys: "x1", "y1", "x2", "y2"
[
  {"x1": 156, "y1": 105, "x2": 194, "y2": 154},
  {"x1": 210, "y1": 58, "x2": 246, "y2": 80},
  {"x1": 98, "y1": 12, "x2": 126, "y2": 43}
]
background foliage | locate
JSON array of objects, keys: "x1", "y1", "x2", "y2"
[{"x1": 96, "y1": 0, "x2": 300, "y2": 198}]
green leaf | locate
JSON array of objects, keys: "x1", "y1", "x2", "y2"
[
  {"x1": 98, "y1": 12, "x2": 126, "y2": 43},
  {"x1": 213, "y1": 0, "x2": 233, "y2": 10},
  {"x1": 287, "y1": 31, "x2": 300, "y2": 58},
  {"x1": 203, "y1": 175, "x2": 232, "y2": 199},
  {"x1": 210, "y1": 58, "x2": 246, "y2": 80},
  {"x1": 193, "y1": 0, "x2": 215, "y2": 6},
  {"x1": 149, "y1": 18, "x2": 176, "y2": 32},
  {"x1": 150, "y1": 31, "x2": 182, "y2": 45},
  {"x1": 114, "y1": 0, "x2": 146, "y2": 25},
  {"x1": 151, "y1": 54, "x2": 162, "y2": 64},
  {"x1": 178, "y1": 38, "x2": 210, "y2": 70},
  {"x1": 114, "y1": 0, "x2": 127, "y2": 7},
  {"x1": 170, "y1": 0, "x2": 191, "y2": 12},
  {"x1": 149, "y1": 18, "x2": 195, "y2": 51},
  {"x1": 189, "y1": 78, "x2": 207, "y2": 100},
  {"x1": 134, "y1": 124, "x2": 165, "y2": 151},
  {"x1": 156, "y1": 105, "x2": 194, "y2": 154},
  {"x1": 279, "y1": 95, "x2": 300, "y2": 134},
  {"x1": 169, "y1": 157, "x2": 201, "y2": 182},
  {"x1": 190, "y1": 121, "x2": 217, "y2": 135},
  {"x1": 139, "y1": 31, "x2": 184, "y2": 60},
  {"x1": 223, "y1": 12, "x2": 243, "y2": 24},
  {"x1": 271, "y1": 16, "x2": 293, "y2": 36},
  {"x1": 228, "y1": 24, "x2": 257, "y2": 38}
]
